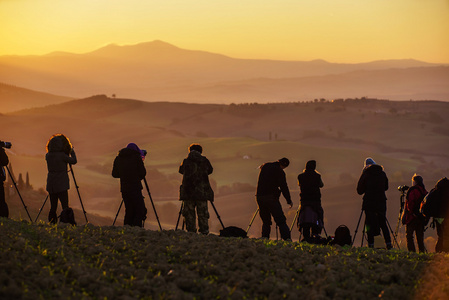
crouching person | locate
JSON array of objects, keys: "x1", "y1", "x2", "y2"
[{"x1": 112, "y1": 143, "x2": 147, "y2": 227}]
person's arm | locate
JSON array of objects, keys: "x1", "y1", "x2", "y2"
[
  {"x1": 112, "y1": 156, "x2": 120, "y2": 178},
  {"x1": 356, "y1": 172, "x2": 366, "y2": 195},
  {"x1": 319, "y1": 175, "x2": 324, "y2": 188},
  {"x1": 65, "y1": 149, "x2": 77, "y2": 165},
  {"x1": 279, "y1": 170, "x2": 292, "y2": 206},
  {"x1": 179, "y1": 159, "x2": 185, "y2": 175},
  {"x1": 138, "y1": 157, "x2": 146, "y2": 180},
  {"x1": 0, "y1": 148, "x2": 8, "y2": 166},
  {"x1": 384, "y1": 173, "x2": 389, "y2": 191}
]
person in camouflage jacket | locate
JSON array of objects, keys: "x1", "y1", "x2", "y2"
[{"x1": 179, "y1": 143, "x2": 213, "y2": 234}]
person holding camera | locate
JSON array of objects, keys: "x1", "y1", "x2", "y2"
[
  {"x1": 0, "y1": 142, "x2": 10, "y2": 218},
  {"x1": 45, "y1": 134, "x2": 77, "y2": 224},
  {"x1": 179, "y1": 143, "x2": 214, "y2": 235},
  {"x1": 112, "y1": 143, "x2": 147, "y2": 227},
  {"x1": 255, "y1": 157, "x2": 293, "y2": 241},
  {"x1": 357, "y1": 157, "x2": 392, "y2": 249},
  {"x1": 402, "y1": 174, "x2": 427, "y2": 252},
  {"x1": 297, "y1": 160, "x2": 324, "y2": 242}
]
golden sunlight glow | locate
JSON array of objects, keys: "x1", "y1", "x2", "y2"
[{"x1": 0, "y1": 0, "x2": 448, "y2": 63}]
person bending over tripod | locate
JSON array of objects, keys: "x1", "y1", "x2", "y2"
[
  {"x1": 46, "y1": 134, "x2": 77, "y2": 224},
  {"x1": 297, "y1": 160, "x2": 324, "y2": 242},
  {"x1": 0, "y1": 142, "x2": 10, "y2": 218},
  {"x1": 357, "y1": 157, "x2": 392, "y2": 249},
  {"x1": 255, "y1": 158, "x2": 293, "y2": 241},
  {"x1": 112, "y1": 143, "x2": 147, "y2": 227},
  {"x1": 179, "y1": 143, "x2": 214, "y2": 235}
]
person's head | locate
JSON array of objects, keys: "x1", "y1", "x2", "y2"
[
  {"x1": 412, "y1": 174, "x2": 424, "y2": 187},
  {"x1": 364, "y1": 157, "x2": 376, "y2": 168},
  {"x1": 305, "y1": 160, "x2": 316, "y2": 171},
  {"x1": 189, "y1": 143, "x2": 203, "y2": 154},
  {"x1": 46, "y1": 134, "x2": 72, "y2": 154},
  {"x1": 278, "y1": 157, "x2": 289, "y2": 169},
  {"x1": 126, "y1": 143, "x2": 146, "y2": 160}
]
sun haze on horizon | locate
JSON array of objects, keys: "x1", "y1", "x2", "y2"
[{"x1": 0, "y1": 0, "x2": 448, "y2": 64}]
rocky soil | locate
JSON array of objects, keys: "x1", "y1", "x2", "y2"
[{"x1": 1, "y1": 218, "x2": 448, "y2": 299}]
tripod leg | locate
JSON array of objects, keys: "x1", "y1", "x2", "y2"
[
  {"x1": 385, "y1": 217, "x2": 401, "y2": 249},
  {"x1": 290, "y1": 206, "x2": 300, "y2": 232},
  {"x1": 175, "y1": 202, "x2": 184, "y2": 230},
  {"x1": 69, "y1": 166, "x2": 88, "y2": 223},
  {"x1": 210, "y1": 201, "x2": 225, "y2": 229},
  {"x1": 34, "y1": 194, "x2": 49, "y2": 222},
  {"x1": 352, "y1": 210, "x2": 364, "y2": 246},
  {"x1": 143, "y1": 178, "x2": 162, "y2": 230},
  {"x1": 246, "y1": 208, "x2": 259, "y2": 234},
  {"x1": 5, "y1": 165, "x2": 32, "y2": 222},
  {"x1": 113, "y1": 199, "x2": 124, "y2": 226}
]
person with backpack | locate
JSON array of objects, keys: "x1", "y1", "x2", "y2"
[
  {"x1": 45, "y1": 134, "x2": 77, "y2": 224},
  {"x1": 297, "y1": 160, "x2": 325, "y2": 242},
  {"x1": 357, "y1": 157, "x2": 392, "y2": 249},
  {"x1": 112, "y1": 143, "x2": 147, "y2": 227},
  {"x1": 402, "y1": 174, "x2": 428, "y2": 252},
  {"x1": 179, "y1": 143, "x2": 214, "y2": 235}
]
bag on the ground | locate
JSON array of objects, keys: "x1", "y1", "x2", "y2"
[
  {"x1": 219, "y1": 226, "x2": 247, "y2": 238},
  {"x1": 59, "y1": 207, "x2": 76, "y2": 225},
  {"x1": 332, "y1": 225, "x2": 352, "y2": 246}
]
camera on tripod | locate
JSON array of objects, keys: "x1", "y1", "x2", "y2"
[
  {"x1": 0, "y1": 141, "x2": 12, "y2": 149},
  {"x1": 397, "y1": 185, "x2": 409, "y2": 193}
]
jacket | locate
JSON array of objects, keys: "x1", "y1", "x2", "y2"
[
  {"x1": 403, "y1": 185, "x2": 427, "y2": 225},
  {"x1": 298, "y1": 170, "x2": 324, "y2": 204},
  {"x1": 256, "y1": 161, "x2": 292, "y2": 204},
  {"x1": 357, "y1": 164, "x2": 388, "y2": 212},
  {"x1": 0, "y1": 148, "x2": 9, "y2": 182},
  {"x1": 112, "y1": 148, "x2": 146, "y2": 192},
  {"x1": 46, "y1": 137, "x2": 77, "y2": 194},
  {"x1": 179, "y1": 150, "x2": 214, "y2": 201}
]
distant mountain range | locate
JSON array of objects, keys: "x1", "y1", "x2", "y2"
[{"x1": 0, "y1": 40, "x2": 448, "y2": 104}]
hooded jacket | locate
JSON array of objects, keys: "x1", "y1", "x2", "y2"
[
  {"x1": 179, "y1": 150, "x2": 213, "y2": 201},
  {"x1": 46, "y1": 136, "x2": 77, "y2": 194},
  {"x1": 357, "y1": 164, "x2": 388, "y2": 212},
  {"x1": 297, "y1": 160, "x2": 324, "y2": 204},
  {"x1": 112, "y1": 147, "x2": 146, "y2": 192}
]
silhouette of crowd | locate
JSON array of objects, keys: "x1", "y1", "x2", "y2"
[{"x1": 1, "y1": 137, "x2": 449, "y2": 253}]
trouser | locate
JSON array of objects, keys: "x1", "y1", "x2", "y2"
[
  {"x1": 365, "y1": 211, "x2": 391, "y2": 247},
  {"x1": 256, "y1": 195, "x2": 291, "y2": 240},
  {"x1": 301, "y1": 223, "x2": 322, "y2": 241},
  {"x1": 435, "y1": 220, "x2": 449, "y2": 252},
  {"x1": 49, "y1": 191, "x2": 69, "y2": 223},
  {"x1": 182, "y1": 200, "x2": 209, "y2": 234},
  {"x1": 406, "y1": 218, "x2": 426, "y2": 252},
  {"x1": 0, "y1": 182, "x2": 8, "y2": 218},
  {"x1": 122, "y1": 189, "x2": 147, "y2": 227}
]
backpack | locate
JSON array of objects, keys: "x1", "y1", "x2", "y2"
[
  {"x1": 420, "y1": 178, "x2": 449, "y2": 219},
  {"x1": 219, "y1": 226, "x2": 247, "y2": 238},
  {"x1": 332, "y1": 225, "x2": 352, "y2": 246},
  {"x1": 59, "y1": 207, "x2": 76, "y2": 225}
]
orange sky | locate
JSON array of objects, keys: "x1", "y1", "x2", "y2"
[{"x1": 1, "y1": 0, "x2": 448, "y2": 63}]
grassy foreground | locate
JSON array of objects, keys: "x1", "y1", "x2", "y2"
[{"x1": 0, "y1": 218, "x2": 448, "y2": 300}]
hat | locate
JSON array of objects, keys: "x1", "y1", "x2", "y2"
[
  {"x1": 126, "y1": 143, "x2": 146, "y2": 159},
  {"x1": 364, "y1": 157, "x2": 376, "y2": 167}
]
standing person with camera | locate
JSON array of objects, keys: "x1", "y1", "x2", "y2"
[
  {"x1": 255, "y1": 157, "x2": 293, "y2": 241},
  {"x1": 45, "y1": 134, "x2": 77, "y2": 224},
  {"x1": 402, "y1": 174, "x2": 427, "y2": 252},
  {"x1": 357, "y1": 157, "x2": 392, "y2": 249},
  {"x1": 297, "y1": 160, "x2": 325, "y2": 242},
  {"x1": 179, "y1": 143, "x2": 214, "y2": 235},
  {"x1": 112, "y1": 143, "x2": 147, "y2": 227},
  {"x1": 0, "y1": 141, "x2": 11, "y2": 218}
]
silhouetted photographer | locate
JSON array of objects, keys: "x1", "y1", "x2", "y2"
[
  {"x1": 112, "y1": 143, "x2": 147, "y2": 227},
  {"x1": 356, "y1": 157, "x2": 392, "y2": 249},
  {"x1": 297, "y1": 160, "x2": 325, "y2": 242},
  {"x1": 45, "y1": 134, "x2": 77, "y2": 224},
  {"x1": 0, "y1": 141, "x2": 11, "y2": 218},
  {"x1": 255, "y1": 157, "x2": 293, "y2": 241},
  {"x1": 179, "y1": 143, "x2": 214, "y2": 235}
]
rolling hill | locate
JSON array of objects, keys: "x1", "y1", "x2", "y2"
[{"x1": 0, "y1": 40, "x2": 447, "y2": 103}]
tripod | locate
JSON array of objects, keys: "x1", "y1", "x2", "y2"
[
  {"x1": 352, "y1": 209, "x2": 400, "y2": 249},
  {"x1": 113, "y1": 177, "x2": 162, "y2": 230},
  {"x1": 5, "y1": 165, "x2": 32, "y2": 222},
  {"x1": 175, "y1": 200, "x2": 225, "y2": 231},
  {"x1": 394, "y1": 191, "x2": 406, "y2": 246},
  {"x1": 35, "y1": 165, "x2": 89, "y2": 223}
]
